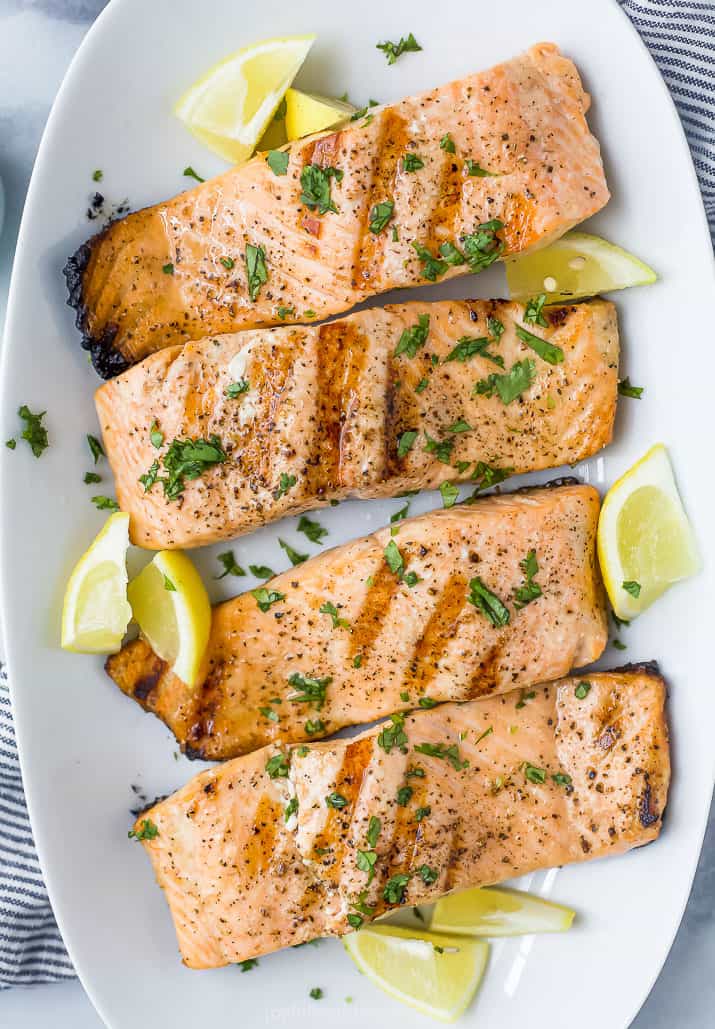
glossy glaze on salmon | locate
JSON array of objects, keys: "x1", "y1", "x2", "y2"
[
  {"x1": 135, "y1": 665, "x2": 669, "y2": 969},
  {"x1": 96, "y1": 299, "x2": 618, "y2": 549},
  {"x1": 106, "y1": 484, "x2": 607, "y2": 759},
  {"x1": 66, "y1": 43, "x2": 609, "y2": 376}
]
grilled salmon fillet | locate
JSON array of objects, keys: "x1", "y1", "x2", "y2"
[
  {"x1": 96, "y1": 299, "x2": 618, "y2": 549},
  {"x1": 66, "y1": 43, "x2": 609, "y2": 376},
  {"x1": 106, "y1": 484, "x2": 607, "y2": 760},
  {"x1": 135, "y1": 665, "x2": 669, "y2": 969}
]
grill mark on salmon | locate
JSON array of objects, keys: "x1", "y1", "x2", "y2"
[
  {"x1": 96, "y1": 298, "x2": 618, "y2": 549},
  {"x1": 136, "y1": 668, "x2": 669, "y2": 968},
  {"x1": 66, "y1": 45, "x2": 609, "y2": 375},
  {"x1": 106, "y1": 485, "x2": 607, "y2": 759}
]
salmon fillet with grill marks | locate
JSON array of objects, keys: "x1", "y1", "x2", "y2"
[
  {"x1": 95, "y1": 299, "x2": 618, "y2": 549},
  {"x1": 135, "y1": 665, "x2": 669, "y2": 969},
  {"x1": 106, "y1": 484, "x2": 607, "y2": 760},
  {"x1": 66, "y1": 43, "x2": 609, "y2": 377}
]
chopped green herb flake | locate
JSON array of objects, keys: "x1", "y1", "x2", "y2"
[
  {"x1": 397, "y1": 429, "x2": 418, "y2": 458},
  {"x1": 183, "y1": 166, "x2": 205, "y2": 183},
  {"x1": 515, "y1": 689, "x2": 536, "y2": 710},
  {"x1": 128, "y1": 818, "x2": 158, "y2": 841},
  {"x1": 279, "y1": 538, "x2": 308, "y2": 566},
  {"x1": 395, "y1": 314, "x2": 430, "y2": 358},
  {"x1": 523, "y1": 762, "x2": 546, "y2": 785},
  {"x1": 87, "y1": 434, "x2": 105, "y2": 462},
  {"x1": 414, "y1": 741, "x2": 468, "y2": 771},
  {"x1": 440, "y1": 133, "x2": 456, "y2": 153},
  {"x1": 320, "y1": 601, "x2": 349, "y2": 629},
  {"x1": 552, "y1": 772, "x2": 572, "y2": 787},
  {"x1": 618, "y1": 377, "x2": 644, "y2": 399},
  {"x1": 414, "y1": 805, "x2": 431, "y2": 821},
  {"x1": 274, "y1": 472, "x2": 297, "y2": 500},
  {"x1": 91, "y1": 495, "x2": 119, "y2": 511},
  {"x1": 245, "y1": 244, "x2": 268, "y2": 302},
  {"x1": 265, "y1": 752, "x2": 290, "y2": 778},
  {"x1": 475, "y1": 358, "x2": 537, "y2": 405},
  {"x1": 514, "y1": 549, "x2": 542, "y2": 608},
  {"x1": 622, "y1": 580, "x2": 641, "y2": 597},
  {"x1": 139, "y1": 435, "x2": 227, "y2": 501},
  {"x1": 288, "y1": 672, "x2": 332, "y2": 709},
  {"x1": 439, "y1": 481, "x2": 459, "y2": 509},
  {"x1": 447, "y1": 418, "x2": 472, "y2": 434},
  {"x1": 487, "y1": 316, "x2": 505, "y2": 340},
  {"x1": 225, "y1": 379, "x2": 250, "y2": 398},
  {"x1": 424, "y1": 433, "x2": 454, "y2": 464},
  {"x1": 249, "y1": 564, "x2": 275, "y2": 579},
  {"x1": 465, "y1": 159, "x2": 497, "y2": 177},
  {"x1": 471, "y1": 461, "x2": 512, "y2": 493},
  {"x1": 277, "y1": 305, "x2": 295, "y2": 320},
  {"x1": 376, "y1": 32, "x2": 422, "y2": 65},
  {"x1": 297, "y1": 515, "x2": 327, "y2": 543},
  {"x1": 309, "y1": 988, "x2": 323, "y2": 1000},
  {"x1": 418, "y1": 696, "x2": 439, "y2": 709},
  {"x1": 461, "y1": 219, "x2": 504, "y2": 272},
  {"x1": 84, "y1": 471, "x2": 101, "y2": 484},
  {"x1": 468, "y1": 577, "x2": 510, "y2": 627},
  {"x1": 412, "y1": 241, "x2": 448, "y2": 281},
  {"x1": 378, "y1": 712, "x2": 408, "y2": 754},
  {"x1": 163, "y1": 574, "x2": 176, "y2": 592},
  {"x1": 415, "y1": 377, "x2": 429, "y2": 393},
  {"x1": 220, "y1": 256, "x2": 235, "y2": 270},
  {"x1": 259, "y1": 706, "x2": 280, "y2": 724},
  {"x1": 524, "y1": 294, "x2": 549, "y2": 327},
  {"x1": 383, "y1": 873, "x2": 411, "y2": 904},
  {"x1": 353, "y1": 654, "x2": 363, "y2": 668},
  {"x1": 515, "y1": 324, "x2": 564, "y2": 365},
  {"x1": 252, "y1": 587, "x2": 285, "y2": 612},
  {"x1": 403, "y1": 152, "x2": 424, "y2": 173},
  {"x1": 305, "y1": 718, "x2": 326, "y2": 736},
  {"x1": 445, "y1": 336, "x2": 503, "y2": 367},
  {"x1": 266, "y1": 149, "x2": 289, "y2": 176},
  {"x1": 575, "y1": 681, "x2": 592, "y2": 699},
  {"x1": 326, "y1": 791, "x2": 349, "y2": 809},
  {"x1": 92, "y1": 169, "x2": 103, "y2": 182},
  {"x1": 17, "y1": 406, "x2": 49, "y2": 458},
  {"x1": 613, "y1": 639, "x2": 627, "y2": 650},
  {"x1": 238, "y1": 958, "x2": 258, "y2": 972},
  {"x1": 369, "y1": 200, "x2": 394, "y2": 234},
  {"x1": 475, "y1": 725, "x2": 494, "y2": 745},
  {"x1": 162, "y1": 263, "x2": 174, "y2": 275},
  {"x1": 406, "y1": 766, "x2": 425, "y2": 779},
  {"x1": 300, "y1": 163, "x2": 343, "y2": 215},
  {"x1": 396, "y1": 785, "x2": 413, "y2": 806},
  {"x1": 5, "y1": 439, "x2": 16, "y2": 450},
  {"x1": 417, "y1": 864, "x2": 438, "y2": 885}
]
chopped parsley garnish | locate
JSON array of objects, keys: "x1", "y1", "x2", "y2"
[
  {"x1": 320, "y1": 601, "x2": 349, "y2": 629},
  {"x1": 613, "y1": 639, "x2": 627, "y2": 650},
  {"x1": 515, "y1": 689, "x2": 536, "y2": 710},
  {"x1": 417, "y1": 864, "x2": 438, "y2": 885},
  {"x1": 465, "y1": 159, "x2": 498, "y2": 177},
  {"x1": 5, "y1": 439, "x2": 16, "y2": 450},
  {"x1": 162, "y1": 263, "x2": 174, "y2": 275},
  {"x1": 414, "y1": 741, "x2": 468, "y2": 771},
  {"x1": 17, "y1": 406, "x2": 49, "y2": 457},
  {"x1": 300, "y1": 164, "x2": 343, "y2": 215},
  {"x1": 245, "y1": 244, "x2": 268, "y2": 302},
  {"x1": 220, "y1": 256, "x2": 235, "y2": 270},
  {"x1": 444, "y1": 336, "x2": 503, "y2": 367},
  {"x1": 395, "y1": 314, "x2": 430, "y2": 358},
  {"x1": 249, "y1": 564, "x2": 275, "y2": 579},
  {"x1": 414, "y1": 805, "x2": 431, "y2": 821},
  {"x1": 285, "y1": 797, "x2": 300, "y2": 822},
  {"x1": 618, "y1": 377, "x2": 644, "y2": 398},
  {"x1": 524, "y1": 294, "x2": 549, "y2": 327},
  {"x1": 369, "y1": 200, "x2": 394, "y2": 234},
  {"x1": 390, "y1": 503, "x2": 410, "y2": 530},
  {"x1": 424, "y1": 433, "x2": 454, "y2": 464},
  {"x1": 238, "y1": 959, "x2": 258, "y2": 972},
  {"x1": 183, "y1": 166, "x2": 205, "y2": 183},
  {"x1": 513, "y1": 549, "x2": 542, "y2": 608},
  {"x1": 251, "y1": 587, "x2": 285, "y2": 612},
  {"x1": 467, "y1": 577, "x2": 510, "y2": 627},
  {"x1": 277, "y1": 305, "x2": 295, "y2": 320},
  {"x1": 412, "y1": 241, "x2": 448, "y2": 281},
  {"x1": 440, "y1": 481, "x2": 459, "y2": 508},
  {"x1": 266, "y1": 150, "x2": 289, "y2": 176},
  {"x1": 297, "y1": 515, "x2": 327, "y2": 543},
  {"x1": 92, "y1": 169, "x2": 103, "y2": 182},
  {"x1": 366, "y1": 815, "x2": 381, "y2": 848},
  {"x1": 488, "y1": 316, "x2": 505, "y2": 340},
  {"x1": 279, "y1": 538, "x2": 308, "y2": 566},
  {"x1": 287, "y1": 671, "x2": 332, "y2": 709},
  {"x1": 552, "y1": 772, "x2": 573, "y2": 788},
  {"x1": 356, "y1": 848, "x2": 378, "y2": 881},
  {"x1": 523, "y1": 762, "x2": 546, "y2": 785},
  {"x1": 128, "y1": 818, "x2": 158, "y2": 841},
  {"x1": 274, "y1": 472, "x2": 297, "y2": 500},
  {"x1": 87, "y1": 433, "x2": 105, "y2": 462},
  {"x1": 304, "y1": 309, "x2": 317, "y2": 319},
  {"x1": 377, "y1": 712, "x2": 408, "y2": 753},
  {"x1": 418, "y1": 696, "x2": 439, "y2": 708},
  {"x1": 353, "y1": 654, "x2": 363, "y2": 668},
  {"x1": 350, "y1": 99, "x2": 379, "y2": 121},
  {"x1": 471, "y1": 461, "x2": 512, "y2": 493},
  {"x1": 84, "y1": 471, "x2": 101, "y2": 484},
  {"x1": 91, "y1": 495, "x2": 119, "y2": 511},
  {"x1": 622, "y1": 580, "x2": 641, "y2": 597},
  {"x1": 406, "y1": 766, "x2": 425, "y2": 779},
  {"x1": 446, "y1": 418, "x2": 472, "y2": 434},
  {"x1": 461, "y1": 219, "x2": 504, "y2": 272},
  {"x1": 475, "y1": 358, "x2": 536, "y2": 405},
  {"x1": 415, "y1": 377, "x2": 429, "y2": 393},
  {"x1": 397, "y1": 429, "x2": 418, "y2": 458},
  {"x1": 225, "y1": 379, "x2": 250, "y2": 398},
  {"x1": 475, "y1": 725, "x2": 494, "y2": 745},
  {"x1": 515, "y1": 323, "x2": 564, "y2": 365},
  {"x1": 139, "y1": 435, "x2": 226, "y2": 501},
  {"x1": 575, "y1": 681, "x2": 592, "y2": 699},
  {"x1": 383, "y1": 873, "x2": 411, "y2": 904},
  {"x1": 265, "y1": 752, "x2": 290, "y2": 779},
  {"x1": 326, "y1": 792, "x2": 349, "y2": 809},
  {"x1": 149, "y1": 422, "x2": 164, "y2": 449},
  {"x1": 309, "y1": 988, "x2": 324, "y2": 1000},
  {"x1": 384, "y1": 540, "x2": 418, "y2": 586},
  {"x1": 440, "y1": 133, "x2": 456, "y2": 153},
  {"x1": 396, "y1": 786, "x2": 413, "y2": 806},
  {"x1": 376, "y1": 32, "x2": 422, "y2": 64},
  {"x1": 305, "y1": 718, "x2": 326, "y2": 736},
  {"x1": 259, "y1": 706, "x2": 280, "y2": 723},
  {"x1": 402, "y1": 152, "x2": 425, "y2": 173},
  {"x1": 163, "y1": 574, "x2": 176, "y2": 592}
]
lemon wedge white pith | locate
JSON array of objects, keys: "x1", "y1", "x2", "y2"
[
  {"x1": 175, "y1": 35, "x2": 315, "y2": 164},
  {"x1": 61, "y1": 511, "x2": 132, "y2": 654},
  {"x1": 431, "y1": 886, "x2": 575, "y2": 937},
  {"x1": 506, "y1": 231, "x2": 657, "y2": 302},
  {"x1": 127, "y1": 551, "x2": 211, "y2": 687},
  {"x1": 597, "y1": 443, "x2": 700, "y2": 620},
  {"x1": 344, "y1": 925, "x2": 488, "y2": 1023}
]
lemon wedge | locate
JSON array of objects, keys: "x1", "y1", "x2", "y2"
[
  {"x1": 431, "y1": 887, "x2": 575, "y2": 937},
  {"x1": 127, "y1": 551, "x2": 211, "y2": 686},
  {"x1": 284, "y1": 88, "x2": 356, "y2": 140},
  {"x1": 175, "y1": 35, "x2": 315, "y2": 164},
  {"x1": 506, "y1": 232, "x2": 657, "y2": 302},
  {"x1": 344, "y1": 925, "x2": 488, "y2": 1022},
  {"x1": 61, "y1": 512, "x2": 132, "y2": 654},
  {"x1": 598, "y1": 444, "x2": 700, "y2": 619}
]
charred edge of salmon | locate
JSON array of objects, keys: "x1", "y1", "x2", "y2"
[
  {"x1": 610, "y1": 660, "x2": 662, "y2": 680},
  {"x1": 63, "y1": 234, "x2": 129, "y2": 380}
]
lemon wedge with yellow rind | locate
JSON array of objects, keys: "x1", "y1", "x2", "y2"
[
  {"x1": 506, "y1": 231, "x2": 657, "y2": 303},
  {"x1": 175, "y1": 35, "x2": 315, "y2": 164},
  {"x1": 598, "y1": 443, "x2": 700, "y2": 620},
  {"x1": 431, "y1": 886, "x2": 575, "y2": 937},
  {"x1": 127, "y1": 551, "x2": 211, "y2": 687},
  {"x1": 284, "y1": 88, "x2": 356, "y2": 140},
  {"x1": 61, "y1": 511, "x2": 132, "y2": 654},
  {"x1": 343, "y1": 925, "x2": 488, "y2": 1023}
]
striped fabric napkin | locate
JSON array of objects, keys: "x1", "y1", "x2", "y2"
[{"x1": 0, "y1": 0, "x2": 712, "y2": 990}]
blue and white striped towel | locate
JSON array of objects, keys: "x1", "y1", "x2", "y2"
[{"x1": 0, "y1": 0, "x2": 713, "y2": 990}]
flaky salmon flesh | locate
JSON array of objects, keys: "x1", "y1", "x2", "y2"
[
  {"x1": 106, "y1": 484, "x2": 607, "y2": 760},
  {"x1": 66, "y1": 43, "x2": 609, "y2": 376},
  {"x1": 135, "y1": 665, "x2": 669, "y2": 969},
  {"x1": 96, "y1": 299, "x2": 618, "y2": 549}
]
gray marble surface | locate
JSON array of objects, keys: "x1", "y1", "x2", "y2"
[{"x1": 0, "y1": 2, "x2": 712, "y2": 1026}]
